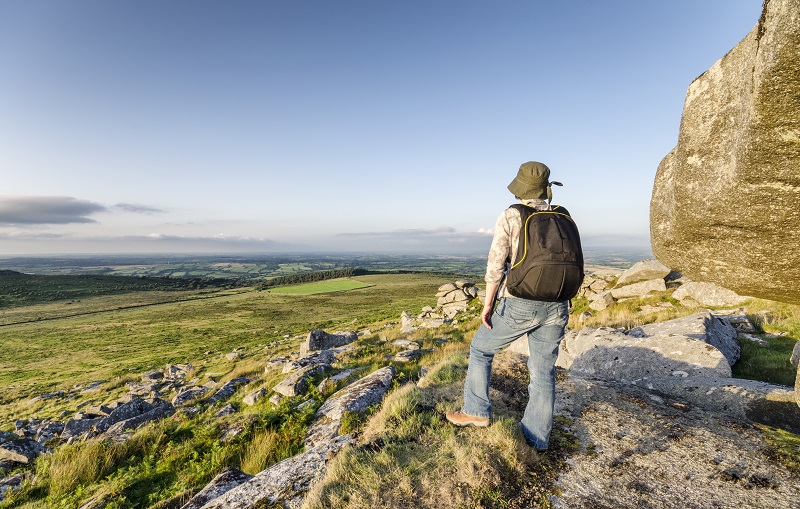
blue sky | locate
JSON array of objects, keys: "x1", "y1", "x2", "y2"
[{"x1": 0, "y1": 1, "x2": 762, "y2": 254}]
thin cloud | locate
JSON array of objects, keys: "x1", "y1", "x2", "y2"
[
  {"x1": 114, "y1": 203, "x2": 165, "y2": 214},
  {"x1": 337, "y1": 226, "x2": 457, "y2": 238},
  {"x1": 330, "y1": 227, "x2": 493, "y2": 254},
  {"x1": 0, "y1": 196, "x2": 107, "y2": 225}
]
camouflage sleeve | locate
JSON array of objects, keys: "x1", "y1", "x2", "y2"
[{"x1": 485, "y1": 208, "x2": 515, "y2": 285}]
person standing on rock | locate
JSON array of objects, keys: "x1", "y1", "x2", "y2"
[{"x1": 446, "y1": 161, "x2": 583, "y2": 451}]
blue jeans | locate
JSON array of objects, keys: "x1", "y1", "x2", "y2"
[{"x1": 461, "y1": 296, "x2": 569, "y2": 449}]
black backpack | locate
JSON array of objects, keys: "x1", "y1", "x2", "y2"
[{"x1": 506, "y1": 204, "x2": 584, "y2": 302}]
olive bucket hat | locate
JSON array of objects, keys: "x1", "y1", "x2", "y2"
[{"x1": 507, "y1": 161, "x2": 563, "y2": 202}]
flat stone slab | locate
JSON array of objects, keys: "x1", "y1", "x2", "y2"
[
  {"x1": 631, "y1": 377, "x2": 800, "y2": 434},
  {"x1": 628, "y1": 312, "x2": 740, "y2": 366},
  {"x1": 672, "y1": 282, "x2": 750, "y2": 307},
  {"x1": 557, "y1": 327, "x2": 731, "y2": 382},
  {"x1": 615, "y1": 260, "x2": 671, "y2": 287},
  {"x1": 610, "y1": 278, "x2": 666, "y2": 299}
]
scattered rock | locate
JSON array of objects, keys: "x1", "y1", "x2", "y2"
[
  {"x1": 305, "y1": 366, "x2": 395, "y2": 448},
  {"x1": 61, "y1": 415, "x2": 104, "y2": 441},
  {"x1": 393, "y1": 350, "x2": 421, "y2": 363},
  {"x1": 282, "y1": 349, "x2": 337, "y2": 374},
  {"x1": 739, "y1": 333, "x2": 770, "y2": 347},
  {"x1": 264, "y1": 358, "x2": 287, "y2": 373},
  {"x1": 142, "y1": 370, "x2": 164, "y2": 382},
  {"x1": 213, "y1": 404, "x2": 236, "y2": 418},
  {"x1": 390, "y1": 339, "x2": 420, "y2": 350},
  {"x1": 0, "y1": 474, "x2": 25, "y2": 503},
  {"x1": 172, "y1": 386, "x2": 211, "y2": 406},
  {"x1": 0, "y1": 439, "x2": 51, "y2": 464},
  {"x1": 588, "y1": 291, "x2": 614, "y2": 311},
  {"x1": 225, "y1": 352, "x2": 241, "y2": 361},
  {"x1": 207, "y1": 377, "x2": 250, "y2": 405},
  {"x1": 103, "y1": 399, "x2": 175, "y2": 437},
  {"x1": 242, "y1": 388, "x2": 269, "y2": 407},
  {"x1": 273, "y1": 364, "x2": 328, "y2": 398},
  {"x1": 722, "y1": 313, "x2": 757, "y2": 333}
]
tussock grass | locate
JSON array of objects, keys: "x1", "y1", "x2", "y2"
[
  {"x1": 40, "y1": 440, "x2": 127, "y2": 497},
  {"x1": 303, "y1": 352, "x2": 577, "y2": 509}
]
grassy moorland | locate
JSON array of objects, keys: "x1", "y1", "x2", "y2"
[
  {"x1": 1, "y1": 269, "x2": 798, "y2": 508},
  {"x1": 0, "y1": 274, "x2": 447, "y2": 421}
]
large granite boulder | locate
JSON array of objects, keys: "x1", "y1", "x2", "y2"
[{"x1": 650, "y1": 0, "x2": 800, "y2": 304}]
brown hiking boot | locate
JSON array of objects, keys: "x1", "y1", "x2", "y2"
[{"x1": 445, "y1": 410, "x2": 490, "y2": 427}]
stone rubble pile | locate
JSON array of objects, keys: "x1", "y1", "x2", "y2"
[
  {"x1": 581, "y1": 259, "x2": 751, "y2": 313},
  {"x1": 401, "y1": 280, "x2": 484, "y2": 333}
]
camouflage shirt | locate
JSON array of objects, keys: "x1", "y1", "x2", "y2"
[{"x1": 485, "y1": 199, "x2": 551, "y2": 298}]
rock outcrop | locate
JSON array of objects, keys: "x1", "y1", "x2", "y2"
[
  {"x1": 305, "y1": 366, "x2": 395, "y2": 448},
  {"x1": 650, "y1": 0, "x2": 800, "y2": 304},
  {"x1": 197, "y1": 435, "x2": 354, "y2": 509},
  {"x1": 180, "y1": 469, "x2": 254, "y2": 509}
]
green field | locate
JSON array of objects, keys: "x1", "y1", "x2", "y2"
[
  {"x1": 0, "y1": 273, "x2": 449, "y2": 420},
  {"x1": 265, "y1": 279, "x2": 373, "y2": 295}
]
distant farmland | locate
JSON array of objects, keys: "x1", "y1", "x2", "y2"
[{"x1": 265, "y1": 279, "x2": 373, "y2": 295}]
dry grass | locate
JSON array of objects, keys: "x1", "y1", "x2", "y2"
[
  {"x1": 302, "y1": 352, "x2": 568, "y2": 509},
  {"x1": 238, "y1": 428, "x2": 293, "y2": 475},
  {"x1": 41, "y1": 440, "x2": 125, "y2": 497}
]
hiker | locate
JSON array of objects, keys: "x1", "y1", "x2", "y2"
[{"x1": 445, "y1": 161, "x2": 583, "y2": 451}]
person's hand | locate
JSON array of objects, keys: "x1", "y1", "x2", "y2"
[{"x1": 481, "y1": 302, "x2": 494, "y2": 329}]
